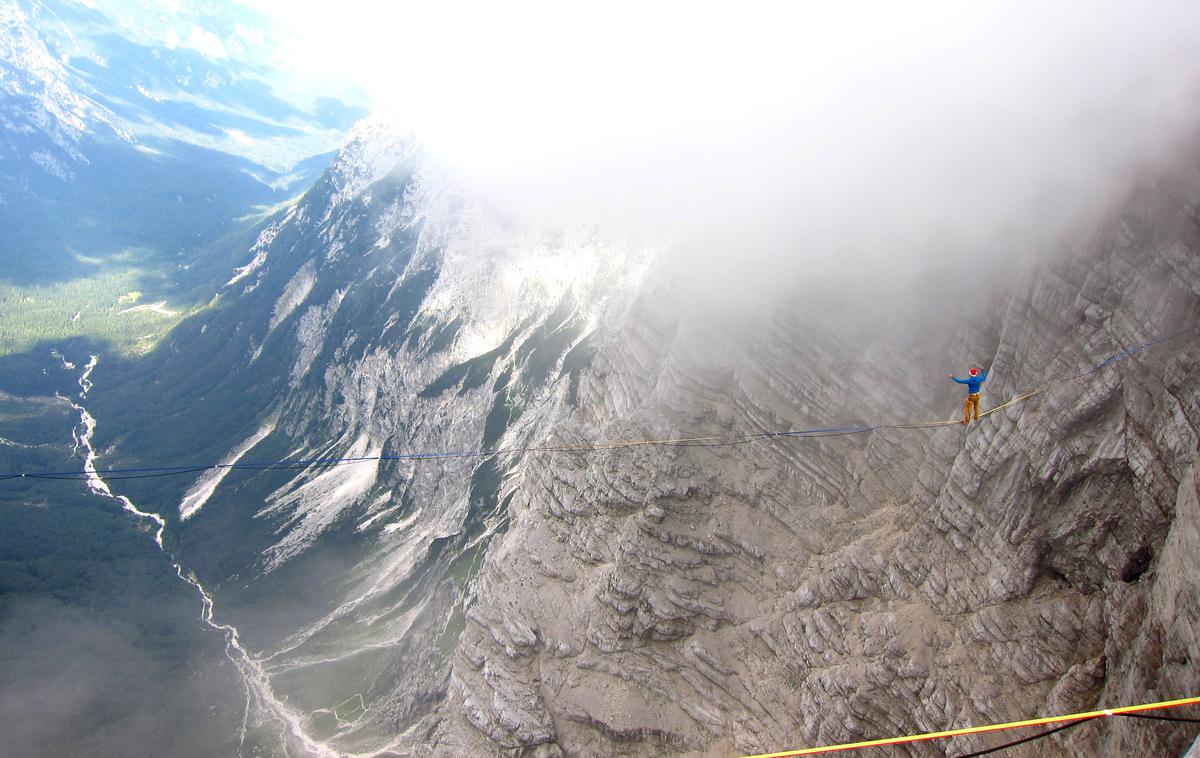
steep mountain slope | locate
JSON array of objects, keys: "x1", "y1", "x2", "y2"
[
  {"x1": 431, "y1": 170, "x2": 1200, "y2": 756},
  {"x1": 84, "y1": 122, "x2": 1200, "y2": 758},
  {"x1": 88, "y1": 119, "x2": 649, "y2": 755}
]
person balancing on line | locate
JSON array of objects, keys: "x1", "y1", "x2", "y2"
[{"x1": 948, "y1": 366, "x2": 989, "y2": 425}]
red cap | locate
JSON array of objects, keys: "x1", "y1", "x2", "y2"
[{"x1": 969, "y1": 367, "x2": 979, "y2": 376}]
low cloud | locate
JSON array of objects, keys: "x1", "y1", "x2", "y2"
[
  {"x1": 183, "y1": 25, "x2": 228, "y2": 60},
  {"x1": 358, "y1": 1, "x2": 1200, "y2": 311},
  {"x1": 246, "y1": 1, "x2": 1200, "y2": 316},
  {"x1": 0, "y1": 595, "x2": 241, "y2": 757}
]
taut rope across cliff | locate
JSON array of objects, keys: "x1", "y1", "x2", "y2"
[
  {"x1": 2, "y1": 323, "x2": 1194, "y2": 483},
  {"x1": 742, "y1": 694, "x2": 1200, "y2": 757}
]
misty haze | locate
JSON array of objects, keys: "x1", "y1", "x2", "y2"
[{"x1": 1, "y1": 1, "x2": 1199, "y2": 757}]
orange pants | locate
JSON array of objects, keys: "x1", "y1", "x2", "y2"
[{"x1": 963, "y1": 393, "x2": 981, "y2": 423}]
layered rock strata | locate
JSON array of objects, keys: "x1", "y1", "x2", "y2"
[{"x1": 431, "y1": 172, "x2": 1200, "y2": 756}]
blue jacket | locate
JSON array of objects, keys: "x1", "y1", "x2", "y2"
[{"x1": 952, "y1": 370, "x2": 988, "y2": 393}]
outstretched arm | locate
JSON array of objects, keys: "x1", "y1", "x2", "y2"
[{"x1": 948, "y1": 375, "x2": 968, "y2": 384}]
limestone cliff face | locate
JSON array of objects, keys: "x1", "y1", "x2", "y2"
[
  {"x1": 431, "y1": 170, "x2": 1200, "y2": 756},
  {"x1": 89, "y1": 119, "x2": 1198, "y2": 757}
]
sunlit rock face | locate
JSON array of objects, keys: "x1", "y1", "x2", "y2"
[
  {"x1": 95, "y1": 118, "x2": 1198, "y2": 758},
  {"x1": 428, "y1": 169, "x2": 1200, "y2": 757},
  {"x1": 91, "y1": 119, "x2": 653, "y2": 755}
]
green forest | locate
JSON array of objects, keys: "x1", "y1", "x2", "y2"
[{"x1": 0, "y1": 250, "x2": 189, "y2": 357}]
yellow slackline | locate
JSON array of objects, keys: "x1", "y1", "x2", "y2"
[
  {"x1": 0, "y1": 373, "x2": 1153, "y2": 479},
  {"x1": 741, "y1": 695, "x2": 1200, "y2": 757},
  {"x1": 537, "y1": 368, "x2": 1063, "y2": 452},
  {"x1": 883, "y1": 420, "x2": 962, "y2": 429},
  {"x1": 592, "y1": 434, "x2": 724, "y2": 449},
  {"x1": 978, "y1": 381, "x2": 1057, "y2": 420}
]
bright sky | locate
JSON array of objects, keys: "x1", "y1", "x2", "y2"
[
  {"x1": 240, "y1": 1, "x2": 999, "y2": 172},
  {"x1": 236, "y1": 1, "x2": 1200, "y2": 191}
]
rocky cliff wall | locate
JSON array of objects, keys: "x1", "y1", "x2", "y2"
[{"x1": 431, "y1": 170, "x2": 1200, "y2": 756}]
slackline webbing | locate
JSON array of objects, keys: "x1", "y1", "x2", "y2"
[
  {"x1": 2, "y1": 324, "x2": 1193, "y2": 482},
  {"x1": 742, "y1": 695, "x2": 1200, "y2": 757}
]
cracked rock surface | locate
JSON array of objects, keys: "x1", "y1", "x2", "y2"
[{"x1": 429, "y1": 171, "x2": 1200, "y2": 756}]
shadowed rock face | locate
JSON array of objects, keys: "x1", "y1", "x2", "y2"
[{"x1": 430, "y1": 169, "x2": 1200, "y2": 756}]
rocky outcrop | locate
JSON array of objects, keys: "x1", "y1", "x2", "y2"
[{"x1": 431, "y1": 170, "x2": 1200, "y2": 756}]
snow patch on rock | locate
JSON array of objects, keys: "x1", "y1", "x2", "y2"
[
  {"x1": 227, "y1": 209, "x2": 296, "y2": 288},
  {"x1": 258, "y1": 434, "x2": 382, "y2": 572},
  {"x1": 269, "y1": 259, "x2": 317, "y2": 333},
  {"x1": 291, "y1": 289, "x2": 346, "y2": 387},
  {"x1": 179, "y1": 419, "x2": 278, "y2": 520}
]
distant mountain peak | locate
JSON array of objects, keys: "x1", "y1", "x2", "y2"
[{"x1": 327, "y1": 115, "x2": 419, "y2": 207}]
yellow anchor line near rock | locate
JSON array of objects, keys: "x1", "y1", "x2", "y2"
[{"x1": 743, "y1": 694, "x2": 1200, "y2": 757}]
